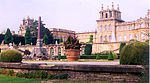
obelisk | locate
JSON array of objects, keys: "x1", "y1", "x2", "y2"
[
  {"x1": 36, "y1": 16, "x2": 43, "y2": 47},
  {"x1": 31, "y1": 16, "x2": 48, "y2": 59}
]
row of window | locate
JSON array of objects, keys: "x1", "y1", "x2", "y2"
[
  {"x1": 100, "y1": 24, "x2": 112, "y2": 32},
  {"x1": 100, "y1": 35, "x2": 112, "y2": 42},
  {"x1": 118, "y1": 33, "x2": 145, "y2": 41},
  {"x1": 118, "y1": 23, "x2": 146, "y2": 31},
  {"x1": 100, "y1": 33, "x2": 146, "y2": 42}
]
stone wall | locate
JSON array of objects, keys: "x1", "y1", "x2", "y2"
[{"x1": 0, "y1": 62, "x2": 145, "y2": 82}]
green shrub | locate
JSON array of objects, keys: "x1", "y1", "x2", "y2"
[
  {"x1": 7, "y1": 69, "x2": 14, "y2": 76},
  {"x1": 96, "y1": 55, "x2": 108, "y2": 59},
  {"x1": 0, "y1": 68, "x2": 7, "y2": 74},
  {"x1": 0, "y1": 49, "x2": 22, "y2": 62},
  {"x1": 108, "y1": 51, "x2": 114, "y2": 60},
  {"x1": 52, "y1": 73, "x2": 68, "y2": 79},
  {"x1": 119, "y1": 43, "x2": 126, "y2": 54},
  {"x1": 120, "y1": 42, "x2": 149, "y2": 65},
  {"x1": 84, "y1": 44, "x2": 92, "y2": 55},
  {"x1": 113, "y1": 53, "x2": 118, "y2": 59},
  {"x1": 145, "y1": 39, "x2": 149, "y2": 43},
  {"x1": 80, "y1": 55, "x2": 96, "y2": 59}
]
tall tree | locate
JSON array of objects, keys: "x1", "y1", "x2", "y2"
[
  {"x1": 25, "y1": 27, "x2": 32, "y2": 45},
  {"x1": 43, "y1": 34, "x2": 49, "y2": 45},
  {"x1": 4, "y1": 28, "x2": 13, "y2": 45},
  {"x1": 0, "y1": 34, "x2": 4, "y2": 44},
  {"x1": 88, "y1": 35, "x2": 93, "y2": 43}
]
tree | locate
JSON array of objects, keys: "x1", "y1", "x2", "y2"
[
  {"x1": 43, "y1": 34, "x2": 49, "y2": 45},
  {"x1": 119, "y1": 43, "x2": 126, "y2": 54},
  {"x1": 59, "y1": 37, "x2": 63, "y2": 43},
  {"x1": 84, "y1": 44, "x2": 92, "y2": 55},
  {"x1": 4, "y1": 28, "x2": 13, "y2": 45},
  {"x1": 88, "y1": 35, "x2": 93, "y2": 43},
  {"x1": 0, "y1": 34, "x2": 4, "y2": 44},
  {"x1": 25, "y1": 27, "x2": 32, "y2": 45},
  {"x1": 13, "y1": 35, "x2": 20, "y2": 46}
]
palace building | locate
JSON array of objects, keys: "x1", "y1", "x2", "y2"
[{"x1": 76, "y1": 3, "x2": 149, "y2": 44}]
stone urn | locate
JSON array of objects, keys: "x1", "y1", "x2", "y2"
[{"x1": 65, "y1": 49, "x2": 80, "y2": 61}]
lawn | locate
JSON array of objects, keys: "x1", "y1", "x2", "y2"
[{"x1": 0, "y1": 75, "x2": 40, "y2": 83}]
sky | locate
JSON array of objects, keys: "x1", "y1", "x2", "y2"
[{"x1": 0, "y1": 0, "x2": 149, "y2": 33}]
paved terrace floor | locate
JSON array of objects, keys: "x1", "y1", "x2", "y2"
[{"x1": 23, "y1": 61, "x2": 120, "y2": 65}]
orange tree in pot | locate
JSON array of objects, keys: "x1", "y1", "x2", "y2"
[{"x1": 64, "y1": 36, "x2": 81, "y2": 61}]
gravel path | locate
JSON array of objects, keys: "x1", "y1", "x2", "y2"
[{"x1": 23, "y1": 61, "x2": 120, "y2": 65}]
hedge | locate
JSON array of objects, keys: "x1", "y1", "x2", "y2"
[{"x1": 59, "y1": 55, "x2": 108, "y2": 59}]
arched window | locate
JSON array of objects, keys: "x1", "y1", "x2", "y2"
[
  {"x1": 119, "y1": 35, "x2": 122, "y2": 41},
  {"x1": 105, "y1": 25, "x2": 107, "y2": 31},
  {"x1": 129, "y1": 34, "x2": 132, "y2": 40},
  {"x1": 58, "y1": 47, "x2": 61, "y2": 55},
  {"x1": 105, "y1": 13, "x2": 108, "y2": 18},
  {"x1": 50, "y1": 48, "x2": 54, "y2": 56},
  {"x1": 102, "y1": 12, "x2": 103, "y2": 18},
  {"x1": 124, "y1": 35, "x2": 127, "y2": 41},
  {"x1": 100, "y1": 25, "x2": 103, "y2": 32},
  {"x1": 110, "y1": 11, "x2": 112, "y2": 17},
  {"x1": 141, "y1": 23, "x2": 144, "y2": 28},
  {"x1": 109, "y1": 24, "x2": 111, "y2": 31},
  {"x1": 109, "y1": 35, "x2": 111, "y2": 42},
  {"x1": 104, "y1": 35, "x2": 107, "y2": 41},
  {"x1": 100, "y1": 36, "x2": 103, "y2": 42}
]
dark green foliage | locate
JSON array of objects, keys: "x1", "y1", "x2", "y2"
[
  {"x1": 64, "y1": 36, "x2": 81, "y2": 49},
  {"x1": 43, "y1": 28, "x2": 54, "y2": 44},
  {"x1": 4, "y1": 28, "x2": 13, "y2": 45},
  {"x1": 43, "y1": 34, "x2": 49, "y2": 45},
  {"x1": 119, "y1": 43, "x2": 126, "y2": 54},
  {"x1": 88, "y1": 35, "x2": 93, "y2": 43},
  {"x1": 84, "y1": 44, "x2": 92, "y2": 55},
  {"x1": 59, "y1": 55, "x2": 108, "y2": 59},
  {"x1": 52, "y1": 73, "x2": 68, "y2": 79},
  {"x1": 120, "y1": 42, "x2": 149, "y2": 65},
  {"x1": 31, "y1": 36, "x2": 37, "y2": 45},
  {"x1": 0, "y1": 34, "x2": 4, "y2": 44},
  {"x1": 20, "y1": 36, "x2": 25, "y2": 45},
  {"x1": 25, "y1": 27, "x2": 32, "y2": 45},
  {"x1": 59, "y1": 38, "x2": 63, "y2": 43},
  {"x1": 24, "y1": 50, "x2": 31, "y2": 55},
  {"x1": 0, "y1": 49, "x2": 22, "y2": 62},
  {"x1": 7, "y1": 70, "x2": 14, "y2": 76},
  {"x1": 12, "y1": 35, "x2": 20, "y2": 46},
  {"x1": 108, "y1": 51, "x2": 114, "y2": 60},
  {"x1": 145, "y1": 39, "x2": 149, "y2": 43}
]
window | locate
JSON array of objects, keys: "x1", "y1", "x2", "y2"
[
  {"x1": 135, "y1": 34, "x2": 138, "y2": 40},
  {"x1": 124, "y1": 35, "x2": 127, "y2": 41},
  {"x1": 105, "y1": 25, "x2": 107, "y2": 31},
  {"x1": 129, "y1": 34, "x2": 132, "y2": 40},
  {"x1": 100, "y1": 25, "x2": 103, "y2": 32},
  {"x1": 141, "y1": 23, "x2": 144, "y2": 28},
  {"x1": 104, "y1": 35, "x2": 107, "y2": 41},
  {"x1": 119, "y1": 35, "x2": 122, "y2": 41},
  {"x1": 109, "y1": 35, "x2": 111, "y2": 42},
  {"x1": 106, "y1": 13, "x2": 108, "y2": 18},
  {"x1": 129, "y1": 26, "x2": 132, "y2": 30},
  {"x1": 110, "y1": 11, "x2": 112, "y2": 17},
  {"x1": 120, "y1": 27, "x2": 122, "y2": 31},
  {"x1": 100, "y1": 36, "x2": 103, "y2": 42},
  {"x1": 50, "y1": 48, "x2": 54, "y2": 56},
  {"x1": 58, "y1": 47, "x2": 61, "y2": 55},
  {"x1": 135, "y1": 25, "x2": 138, "y2": 29},
  {"x1": 109, "y1": 24, "x2": 111, "y2": 31},
  {"x1": 124, "y1": 27, "x2": 127, "y2": 31},
  {"x1": 102, "y1": 12, "x2": 103, "y2": 18},
  {"x1": 141, "y1": 33, "x2": 145, "y2": 41}
]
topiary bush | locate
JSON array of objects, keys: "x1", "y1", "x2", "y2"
[
  {"x1": 84, "y1": 44, "x2": 92, "y2": 55},
  {"x1": 119, "y1": 43, "x2": 126, "y2": 54},
  {"x1": 0, "y1": 49, "x2": 22, "y2": 62},
  {"x1": 120, "y1": 42, "x2": 149, "y2": 65}
]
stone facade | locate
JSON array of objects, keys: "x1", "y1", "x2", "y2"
[
  {"x1": 77, "y1": 3, "x2": 150, "y2": 53},
  {"x1": 49, "y1": 28, "x2": 75, "y2": 42},
  {"x1": 18, "y1": 16, "x2": 34, "y2": 36}
]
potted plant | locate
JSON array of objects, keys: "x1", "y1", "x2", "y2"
[{"x1": 64, "y1": 36, "x2": 81, "y2": 61}]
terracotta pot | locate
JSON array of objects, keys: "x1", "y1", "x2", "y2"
[{"x1": 65, "y1": 49, "x2": 80, "y2": 61}]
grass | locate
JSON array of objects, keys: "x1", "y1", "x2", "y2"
[{"x1": 0, "y1": 74, "x2": 40, "y2": 83}]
